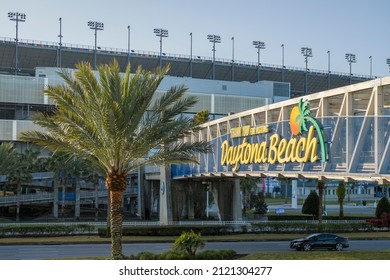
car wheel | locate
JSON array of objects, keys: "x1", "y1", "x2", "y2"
[
  {"x1": 335, "y1": 243, "x2": 343, "y2": 251},
  {"x1": 303, "y1": 243, "x2": 312, "y2": 251}
]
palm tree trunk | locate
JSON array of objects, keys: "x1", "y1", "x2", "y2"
[
  {"x1": 106, "y1": 172, "x2": 127, "y2": 260},
  {"x1": 318, "y1": 182, "x2": 324, "y2": 225},
  {"x1": 339, "y1": 199, "x2": 344, "y2": 219},
  {"x1": 110, "y1": 190, "x2": 124, "y2": 259},
  {"x1": 16, "y1": 182, "x2": 21, "y2": 222}
]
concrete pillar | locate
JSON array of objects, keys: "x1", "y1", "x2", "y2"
[
  {"x1": 291, "y1": 180, "x2": 298, "y2": 209},
  {"x1": 187, "y1": 183, "x2": 195, "y2": 220},
  {"x1": 137, "y1": 167, "x2": 145, "y2": 219},
  {"x1": 53, "y1": 180, "x2": 58, "y2": 218},
  {"x1": 232, "y1": 179, "x2": 242, "y2": 221},
  {"x1": 159, "y1": 164, "x2": 172, "y2": 225}
]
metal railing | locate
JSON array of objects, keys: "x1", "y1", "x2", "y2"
[{"x1": 0, "y1": 36, "x2": 374, "y2": 79}]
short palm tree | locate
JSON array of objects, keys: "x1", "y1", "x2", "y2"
[
  {"x1": 0, "y1": 142, "x2": 17, "y2": 175},
  {"x1": 20, "y1": 60, "x2": 211, "y2": 259}
]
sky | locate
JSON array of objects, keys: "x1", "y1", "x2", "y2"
[{"x1": 1, "y1": 0, "x2": 390, "y2": 77}]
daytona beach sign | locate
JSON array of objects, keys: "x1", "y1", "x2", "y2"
[{"x1": 220, "y1": 99, "x2": 327, "y2": 171}]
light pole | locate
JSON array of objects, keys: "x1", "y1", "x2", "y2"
[
  {"x1": 253, "y1": 40, "x2": 265, "y2": 82},
  {"x1": 301, "y1": 47, "x2": 313, "y2": 94},
  {"x1": 345, "y1": 53, "x2": 356, "y2": 85},
  {"x1": 127, "y1": 25, "x2": 131, "y2": 66},
  {"x1": 8, "y1": 11, "x2": 26, "y2": 75},
  {"x1": 281, "y1": 44, "x2": 285, "y2": 82},
  {"x1": 154, "y1": 28, "x2": 169, "y2": 71},
  {"x1": 189, "y1": 32, "x2": 193, "y2": 78},
  {"x1": 88, "y1": 21, "x2": 104, "y2": 70},
  {"x1": 369, "y1": 55, "x2": 372, "y2": 78},
  {"x1": 207, "y1": 34, "x2": 221, "y2": 80},
  {"x1": 231, "y1": 36, "x2": 235, "y2": 81},
  {"x1": 327, "y1": 50, "x2": 331, "y2": 89},
  {"x1": 57, "y1": 17, "x2": 63, "y2": 68},
  {"x1": 387, "y1": 58, "x2": 390, "y2": 73}
]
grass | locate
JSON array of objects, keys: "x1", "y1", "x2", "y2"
[
  {"x1": 241, "y1": 250, "x2": 390, "y2": 260},
  {"x1": 1, "y1": 232, "x2": 389, "y2": 245}
]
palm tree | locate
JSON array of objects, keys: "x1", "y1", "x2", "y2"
[
  {"x1": 0, "y1": 142, "x2": 17, "y2": 175},
  {"x1": 7, "y1": 148, "x2": 39, "y2": 221},
  {"x1": 336, "y1": 182, "x2": 346, "y2": 219},
  {"x1": 20, "y1": 60, "x2": 211, "y2": 259},
  {"x1": 295, "y1": 99, "x2": 327, "y2": 162}
]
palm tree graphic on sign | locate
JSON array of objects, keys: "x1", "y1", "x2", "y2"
[{"x1": 289, "y1": 98, "x2": 327, "y2": 162}]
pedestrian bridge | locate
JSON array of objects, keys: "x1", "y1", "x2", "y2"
[{"x1": 173, "y1": 77, "x2": 390, "y2": 184}]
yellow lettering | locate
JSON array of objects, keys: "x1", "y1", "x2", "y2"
[
  {"x1": 268, "y1": 134, "x2": 280, "y2": 164},
  {"x1": 304, "y1": 126, "x2": 318, "y2": 162},
  {"x1": 295, "y1": 137, "x2": 307, "y2": 163},
  {"x1": 277, "y1": 138, "x2": 288, "y2": 163},
  {"x1": 285, "y1": 138, "x2": 297, "y2": 162}
]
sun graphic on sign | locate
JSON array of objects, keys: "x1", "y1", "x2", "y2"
[{"x1": 289, "y1": 98, "x2": 328, "y2": 161}]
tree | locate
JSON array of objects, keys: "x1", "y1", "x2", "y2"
[
  {"x1": 192, "y1": 110, "x2": 210, "y2": 125},
  {"x1": 317, "y1": 181, "x2": 325, "y2": 224},
  {"x1": 20, "y1": 60, "x2": 211, "y2": 259},
  {"x1": 375, "y1": 197, "x2": 390, "y2": 219},
  {"x1": 336, "y1": 182, "x2": 346, "y2": 219},
  {"x1": 250, "y1": 191, "x2": 268, "y2": 215},
  {"x1": 302, "y1": 190, "x2": 319, "y2": 219},
  {"x1": 0, "y1": 142, "x2": 17, "y2": 175},
  {"x1": 240, "y1": 178, "x2": 256, "y2": 213}
]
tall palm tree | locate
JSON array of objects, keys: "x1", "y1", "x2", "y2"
[{"x1": 20, "y1": 60, "x2": 211, "y2": 259}]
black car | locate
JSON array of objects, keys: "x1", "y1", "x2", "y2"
[{"x1": 290, "y1": 233, "x2": 349, "y2": 251}]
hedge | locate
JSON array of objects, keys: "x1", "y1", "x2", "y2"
[{"x1": 0, "y1": 224, "x2": 96, "y2": 238}]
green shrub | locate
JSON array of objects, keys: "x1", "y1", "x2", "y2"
[
  {"x1": 375, "y1": 197, "x2": 390, "y2": 218},
  {"x1": 172, "y1": 230, "x2": 205, "y2": 256}
]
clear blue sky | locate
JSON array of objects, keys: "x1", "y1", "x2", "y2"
[{"x1": 1, "y1": 0, "x2": 389, "y2": 77}]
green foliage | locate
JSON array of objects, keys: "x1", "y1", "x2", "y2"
[
  {"x1": 251, "y1": 221, "x2": 373, "y2": 233},
  {"x1": 0, "y1": 142, "x2": 18, "y2": 175},
  {"x1": 132, "y1": 249, "x2": 236, "y2": 260},
  {"x1": 336, "y1": 182, "x2": 346, "y2": 201},
  {"x1": 375, "y1": 197, "x2": 390, "y2": 218},
  {"x1": 171, "y1": 230, "x2": 205, "y2": 256},
  {"x1": 302, "y1": 190, "x2": 319, "y2": 218},
  {"x1": 250, "y1": 192, "x2": 268, "y2": 214},
  {"x1": 192, "y1": 109, "x2": 210, "y2": 125},
  {"x1": 0, "y1": 224, "x2": 96, "y2": 238}
]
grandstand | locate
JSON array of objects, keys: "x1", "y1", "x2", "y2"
[{"x1": 0, "y1": 37, "x2": 372, "y2": 97}]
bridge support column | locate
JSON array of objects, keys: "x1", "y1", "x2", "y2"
[
  {"x1": 232, "y1": 179, "x2": 242, "y2": 221},
  {"x1": 137, "y1": 167, "x2": 145, "y2": 219},
  {"x1": 53, "y1": 181, "x2": 58, "y2": 218},
  {"x1": 159, "y1": 164, "x2": 172, "y2": 225}
]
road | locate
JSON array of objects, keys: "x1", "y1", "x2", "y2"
[{"x1": 0, "y1": 240, "x2": 389, "y2": 260}]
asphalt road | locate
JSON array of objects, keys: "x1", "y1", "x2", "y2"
[{"x1": 0, "y1": 240, "x2": 389, "y2": 260}]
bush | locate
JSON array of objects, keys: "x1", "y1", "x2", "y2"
[
  {"x1": 302, "y1": 190, "x2": 319, "y2": 218},
  {"x1": 0, "y1": 224, "x2": 96, "y2": 238},
  {"x1": 171, "y1": 230, "x2": 205, "y2": 256},
  {"x1": 375, "y1": 197, "x2": 390, "y2": 218}
]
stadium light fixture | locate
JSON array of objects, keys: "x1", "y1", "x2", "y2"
[
  {"x1": 369, "y1": 56, "x2": 372, "y2": 79},
  {"x1": 154, "y1": 28, "x2": 169, "y2": 71},
  {"x1": 327, "y1": 50, "x2": 331, "y2": 89},
  {"x1": 387, "y1": 58, "x2": 390, "y2": 72},
  {"x1": 190, "y1": 32, "x2": 193, "y2": 78},
  {"x1": 281, "y1": 44, "x2": 285, "y2": 82},
  {"x1": 345, "y1": 53, "x2": 356, "y2": 85},
  {"x1": 8, "y1": 11, "x2": 26, "y2": 75},
  {"x1": 127, "y1": 25, "x2": 131, "y2": 66},
  {"x1": 88, "y1": 21, "x2": 104, "y2": 70},
  {"x1": 301, "y1": 47, "x2": 312, "y2": 94},
  {"x1": 253, "y1": 40, "x2": 266, "y2": 82},
  {"x1": 231, "y1": 37, "x2": 235, "y2": 81},
  {"x1": 207, "y1": 34, "x2": 221, "y2": 80},
  {"x1": 57, "y1": 17, "x2": 63, "y2": 68}
]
